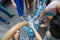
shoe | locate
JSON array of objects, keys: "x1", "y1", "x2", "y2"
[
  {"x1": 9, "y1": 14, "x2": 15, "y2": 18},
  {"x1": 40, "y1": 24, "x2": 47, "y2": 28},
  {"x1": 0, "y1": 18, "x2": 10, "y2": 25},
  {"x1": 20, "y1": 17, "x2": 25, "y2": 21}
]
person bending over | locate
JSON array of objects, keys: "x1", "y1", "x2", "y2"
[{"x1": 36, "y1": 1, "x2": 60, "y2": 27}]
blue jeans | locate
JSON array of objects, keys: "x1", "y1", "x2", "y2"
[
  {"x1": 0, "y1": 16, "x2": 10, "y2": 24},
  {"x1": 14, "y1": 0, "x2": 24, "y2": 16},
  {"x1": 0, "y1": 4, "x2": 13, "y2": 18}
]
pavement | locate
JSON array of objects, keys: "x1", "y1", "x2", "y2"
[{"x1": 0, "y1": 2, "x2": 59, "y2": 40}]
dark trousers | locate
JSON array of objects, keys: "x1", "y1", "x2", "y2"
[
  {"x1": 0, "y1": 16, "x2": 10, "y2": 24},
  {"x1": 0, "y1": 4, "x2": 11, "y2": 24},
  {"x1": 14, "y1": 0, "x2": 24, "y2": 16},
  {"x1": 0, "y1": 4, "x2": 13, "y2": 18}
]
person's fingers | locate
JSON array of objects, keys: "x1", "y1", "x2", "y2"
[
  {"x1": 29, "y1": 22, "x2": 32, "y2": 26},
  {"x1": 12, "y1": 3, "x2": 17, "y2": 8},
  {"x1": 29, "y1": 22, "x2": 34, "y2": 29}
]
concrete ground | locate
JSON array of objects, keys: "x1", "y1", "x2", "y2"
[{"x1": 0, "y1": 1, "x2": 60, "y2": 40}]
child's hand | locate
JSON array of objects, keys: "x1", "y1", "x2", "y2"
[
  {"x1": 29, "y1": 22, "x2": 34, "y2": 29},
  {"x1": 35, "y1": 20, "x2": 39, "y2": 24},
  {"x1": 12, "y1": 3, "x2": 17, "y2": 8},
  {"x1": 13, "y1": 31, "x2": 19, "y2": 40}
]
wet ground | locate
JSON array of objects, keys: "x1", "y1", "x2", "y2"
[{"x1": 0, "y1": 2, "x2": 59, "y2": 40}]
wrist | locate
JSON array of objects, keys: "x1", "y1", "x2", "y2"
[
  {"x1": 32, "y1": 28, "x2": 35, "y2": 31},
  {"x1": 12, "y1": 3, "x2": 15, "y2": 5},
  {"x1": 37, "y1": 19, "x2": 39, "y2": 22}
]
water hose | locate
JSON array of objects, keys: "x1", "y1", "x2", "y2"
[{"x1": 1, "y1": 22, "x2": 29, "y2": 40}]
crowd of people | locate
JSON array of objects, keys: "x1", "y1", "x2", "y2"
[{"x1": 0, "y1": 0, "x2": 60, "y2": 40}]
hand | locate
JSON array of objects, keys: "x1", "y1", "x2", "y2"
[
  {"x1": 13, "y1": 31, "x2": 19, "y2": 39},
  {"x1": 35, "y1": 20, "x2": 39, "y2": 24},
  {"x1": 27, "y1": 4, "x2": 30, "y2": 8},
  {"x1": 12, "y1": 3, "x2": 17, "y2": 8},
  {"x1": 29, "y1": 22, "x2": 34, "y2": 29}
]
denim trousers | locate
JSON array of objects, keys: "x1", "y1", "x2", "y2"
[
  {"x1": 0, "y1": 4, "x2": 12, "y2": 18},
  {"x1": 0, "y1": 4, "x2": 10, "y2": 24},
  {"x1": 0, "y1": 16, "x2": 9, "y2": 24}
]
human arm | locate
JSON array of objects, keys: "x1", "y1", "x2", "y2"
[
  {"x1": 33, "y1": 28, "x2": 42, "y2": 40},
  {"x1": 38, "y1": 10, "x2": 47, "y2": 21},
  {"x1": 29, "y1": 23, "x2": 42, "y2": 40},
  {"x1": 25, "y1": 0, "x2": 30, "y2": 8},
  {"x1": 36, "y1": 10, "x2": 47, "y2": 23},
  {"x1": 31, "y1": 0, "x2": 34, "y2": 6},
  {"x1": 36, "y1": 1, "x2": 56, "y2": 23},
  {"x1": 11, "y1": 0, "x2": 17, "y2": 8}
]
